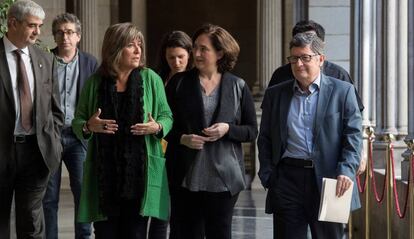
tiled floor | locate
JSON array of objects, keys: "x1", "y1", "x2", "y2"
[{"x1": 10, "y1": 189, "x2": 273, "y2": 239}]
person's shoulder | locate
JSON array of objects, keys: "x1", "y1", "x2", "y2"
[
  {"x1": 223, "y1": 71, "x2": 246, "y2": 86},
  {"x1": 323, "y1": 74, "x2": 353, "y2": 90},
  {"x1": 323, "y1": 61, "x2": 352, "y2": 82},
  {"x1": 79, "y1": 50, "x2": 98, "y2": 62},
  {"x1": 266, "y1": 79, "x2": 294, "y2": 95},
  {"x1": 324, "y1": 60, "x2": 346, "y2": 71},
  {"x1": 139, "y1": 67, "x2": 159, "y2": 78},
  {"x1": 30, "y1": 44, "x2": 53, "y2": 59},
  {"x1": 82, "y1": 72, "x2": 101, "y2": 89},
  {"x1": 268, "y1": 63, "x2": 293, "y2": 87}
]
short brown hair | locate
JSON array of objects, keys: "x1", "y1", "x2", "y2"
[
  {"x1": 52, "y1": 13, "x2": 81, "y2": 36},
  {"x1": 99, "y1": 22, "x2": 146, "y2": 78},
  {"x1": 192, "y1": 24, "x2": 240, "y2": 73}
]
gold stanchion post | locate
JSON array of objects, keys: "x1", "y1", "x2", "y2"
[
  {"x1": 385, "y1": 133, "x2": 395, "y2": 239},
  {"x1": 364, "y1": 127, "x2": 375, "y2": 239},
  {"x1": 405, "y1": 139, "x2": 414, "y2": 239}
]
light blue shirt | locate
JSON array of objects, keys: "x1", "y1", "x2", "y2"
[
  {"x1": 56, "y1": 51, "x2": 79, "y2": 128},
  {"x1": 282, "y1": 75, "x2": 321, "y2": 159}
]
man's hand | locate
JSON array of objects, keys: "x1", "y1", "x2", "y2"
[
  {"x1": 336, "y1": 175, "x2": 353, "y2": 197},
  {"x1": 356, "y1": 158, "x2": 367, "y2": 176}
]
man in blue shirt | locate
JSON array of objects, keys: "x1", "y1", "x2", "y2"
[
  {"x1": 258, "y1": 32, "x2": 362, "y2": 239},
  {"x1": 42, "y1": 13, "x2": 98, "y2": 239},
  {"x1": 268, "y1": 20, "x2": 364, "y2": 113}
]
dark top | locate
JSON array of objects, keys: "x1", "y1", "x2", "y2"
[
  {"x1": 165, "y1": 68, "x2": 258, "y2": 195},
  {"x1": 268, "y1": 60, "x2": 364, "y2": 112}
]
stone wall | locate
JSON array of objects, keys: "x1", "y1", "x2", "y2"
[{"x1": 309, "y1": 0, "x2": 351, "y2": 72}]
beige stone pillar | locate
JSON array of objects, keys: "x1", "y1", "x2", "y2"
[
  {"x1": 396, "y1": 0, "x2": 408, "y2": 136},
  {"x1": 75, "y1": 0, "x2": 99, "y2": 59},
  {"x1": 252, "y1": 0, "x2": 283, "y2": 189},
  {"x1": 131, "y1": 0, "x2": 147, "y2": 39},
  {"x1": 379, "y1": 0, "x2": 398, "y2": 136},
  {"x1": 402, "y1": 0, "x2": 413, "y2": 181},
  {"x1": 375, "y1": 0, "x2": 407, "y2": 174},
  {"x1": 256, "y1": 0, "x2": 282, "y2": 93},
  {"x1": 360, "y1": 0, "x2": 376, "y2": 128}
]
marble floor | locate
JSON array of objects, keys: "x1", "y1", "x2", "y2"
[{"x1": 10, "y1": 188, "x2": 273, "y2": 239}]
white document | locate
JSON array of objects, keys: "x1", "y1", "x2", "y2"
[{"x1": 318, "y1": 177, "x2": 353, "y2": 224}]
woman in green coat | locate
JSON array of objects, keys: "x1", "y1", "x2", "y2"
[{"x1": 72, "y1": 23, "x2": 172, "y2": 239}]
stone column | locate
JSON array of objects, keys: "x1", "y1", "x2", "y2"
[
  {"x1": 360, "y1": 0, "x2": 376, "y2": 128},
  {"x1": 256, "y1": 0, "x2": 282, "y2": 94},
  {"x1": 402, "y1": 0, "x2": 414, "y2": 181},
  {"x1": 397, "y1": 0, "x2": 408, "y2": 136},
  {"x1": 75, "y1": 0, "x2": 99, "y2": 59},
  {"x1": 380, "y1": 0, "x2": 398, "y2": 136},
  {"x1": 131, "y1": 0, "x2": 146, "y2": 39},
  {"x1": 375, "y1": 0, "x2": 406, "y2": 173},
  {"x1": 252, "y1": 0, "x2": 282, "y2": 189},
  {"x1": 355, "y1": 0, "x2": 377, "y2": 178}
]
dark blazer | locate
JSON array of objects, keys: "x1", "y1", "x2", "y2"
[
  {"x1": 51, "y1": 47, "x2": 98, "y2": 103},
  {"x1": 258, "y1": 74, "x2": 362, "y2": 212},
  {"x1": 0, "y1": 38, "x2": 64, "y2": 173},
  {"x1": 268, "y1": 61, "x2": 364, "y2": 112},
  {"x1": 165, "y1": 69, "x2": 258, "y2": 195}
]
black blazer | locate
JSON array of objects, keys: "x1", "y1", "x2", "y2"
[{"x1": 165, "y1": 69, "x2": 258, "y2": 195}]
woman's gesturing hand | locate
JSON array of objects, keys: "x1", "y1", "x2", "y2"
[
  {"x1": 131, "y1": 113, "x2": 161, "y2": 135},
  {"x1": 202, "y1": 123, "x2": 229, "y2": 142},
  {"x1": 86, "y1": 108, "x2": 118, "y2": 134}
]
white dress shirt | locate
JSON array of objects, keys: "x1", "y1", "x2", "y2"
[{"x1": 3, "y1": 35, "x2": 36, "y2": 135}]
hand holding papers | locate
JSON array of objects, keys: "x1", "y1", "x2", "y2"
[{"x1": 318, "y1": 177, "x2": 353, "y2": 223}]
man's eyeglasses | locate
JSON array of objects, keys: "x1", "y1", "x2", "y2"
[
  {"x1": 287, "y1": 54, "x2": 319, "y2": 64},
  {"x1": 55, "y1": 30, "x2": 78, "y2": 38}
]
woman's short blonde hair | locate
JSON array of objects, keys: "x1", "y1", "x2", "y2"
[{"x1": 100, "y1": 22, "x2": 146, "y2": 78}]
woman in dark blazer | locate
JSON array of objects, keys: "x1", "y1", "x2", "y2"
[{"x1": 165, "y1": 24, "x2": 257, "y2": 239}]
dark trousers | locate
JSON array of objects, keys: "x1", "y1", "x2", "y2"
[
  {"x1": 272, "y1": 163, "x2": 344, "y2": 239},
  {"x1": 43, "y1": 129, "x2": 91, "y2": 239},
  {"x1": 93, "y1": 200, "x2": 148, "y2": 239},
  {"x1": 169, "y1": 187, "x2": 238, "y2": 239},
  {"x1": 148, "y1": 217, "x2": 168, "y2": 239},
  {"x1": 0, "y1": 136, "x2": 50, "y2": 239}
]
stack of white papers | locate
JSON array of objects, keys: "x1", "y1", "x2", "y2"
[{"x1": 318, "y1": 177, "x2": 353, "y2": 224}]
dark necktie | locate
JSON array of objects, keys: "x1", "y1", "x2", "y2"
[{"x1": 13, "y1": 49, "x2": 33, "y2": 132}]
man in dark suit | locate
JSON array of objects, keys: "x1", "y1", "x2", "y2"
[
  {"x1": 258, "y1": 33, "x2": 362, "y2": 238},
  {"x1": 0, "y1": 1, "x2": 63, "y2": 238},
  {"x1": 268, "y1": 20, "x2": 364, "y2": 112},
  {"x1": 42, "y1": 13, "x2": 98, "y2": 239}
]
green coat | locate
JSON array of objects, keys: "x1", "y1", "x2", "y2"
[{"x1": 72, "y1": 68, "x2": 173, "y2": 222}]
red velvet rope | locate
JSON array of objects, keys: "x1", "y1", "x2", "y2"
[
  {"x1": 412, "y1": 154, "x2": 414, "y2": 183},
  {"x1": 389, "y1": 145, "x2": 410, "y2": 218},
  {"x1": 356, "y1": 173, "x2": 367, "y2": 193},
  {"x1": 369, "y1": 140, "x2": 387, "y2": 203}
]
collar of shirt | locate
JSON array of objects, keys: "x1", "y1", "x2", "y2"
[
  {"x1": 3, "y1": 35, "x2": 29, "y2": 56},
  {"x1": 293, "y1": 74, "x2": 321, "y2": 95},
  {"x1": 55, "y1": 49, "x2": 79, "y2": 65}
]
